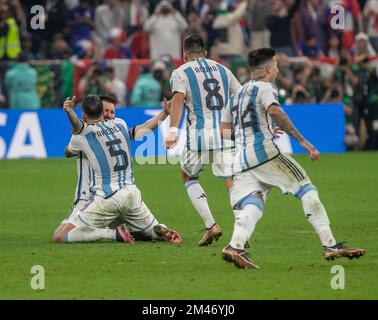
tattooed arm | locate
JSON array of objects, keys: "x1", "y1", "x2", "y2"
[
  {"x1": 268, "y1": 104, "x2": 319, "y2": 161},
  {"x1": 63, "y1": 96, "x2": 84, "y2": 134}
]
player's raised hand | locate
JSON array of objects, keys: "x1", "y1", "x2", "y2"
[
  {"x1": 165, "y1": 128, "x2": 178, "y2": 149},
  {"x1": 300, "y1": 140, "x2": 320, "y2": 161},
  {"x1": 63, "y1": 96, "x2": 76, "y2": 112}
]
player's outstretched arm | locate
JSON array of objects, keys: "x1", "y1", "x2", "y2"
[
  {"x1": 64, "y1": 146, "x2": 76, "y2": 158},
  {"x1": 165, "y1": 92, "x2": 185, "y2": 149},
  {"x1": 63, "y1": 96, "x2": 84, "y2": 134},
  {"x1": 268, "y1": 104, "x2": 319, "y2": 161},
  {"x1": 133, "y1": 99, "x2": 170, "y2": 140}
]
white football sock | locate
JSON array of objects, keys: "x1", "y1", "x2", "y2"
[
  {"x1": 185, "y1": 180, "x2": 215, "y2": 229},
  {"x1": 65, "y1": 226, "x2": 116, "y2": 243},
  {"x1": 301, "y1": 190, "x2": 336, "y2": 247},
  {"x1": 230, "y1": 204, "x2": 263, "y2": 250}
]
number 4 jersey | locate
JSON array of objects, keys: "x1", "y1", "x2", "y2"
[
  {"x1": 67, "y1": 118, "x2": 135, "y2": 198},
  {"x1": 222, "y1": 80, "x2": 281, "y2": 174},
  {"x1": 170, "y1": 58, "x2": 240, "y2": 151}
]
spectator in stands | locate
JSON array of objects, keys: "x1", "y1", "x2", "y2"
[
  {"x1": 247, "y1": 0, "x2": 273, "y2": 51},
  {"x1": 276, "y1": 52, "x2": 294, "y2": 103},
  {"x1": 290, "y1": 64, "x2": 315, "y2": 103},
  {"x1": 352, "y1": 32, "x2": 377, "y2": 58},
  {"x1": 67, "y1": 0, "x2": 95, "y2": 47},
  {"x1": 78, "y1": 62, "x2": 110, "y2": 97},
  {"x1": 104, "y1": 66, "x2": 127, "y2": 107},
  {"x1": 103, "y1": 27, "x2": 132, "y2": 59},
  {"x1": 38, "y1": 0, "x2": 68, "y2": 51},
  {"x1": 0, "y1": 4, "x2": 21, "y2": 60},
  {"x1": 123, "y1": 0, "x2": 149, "y2": 35},
  {"x1": 130, "y1": 60, "x2": 165, "y2": 107},
  {"x1": 144, "y1": 0, "x2": 188, "y2": 60},
  {"x1": 327, "y1": 32, "x2": 342, "y2": 58},
  {"x1": 22, "y1": 34, "x2": 43, "y2": 60},
  {"x1": 348, "y1": 56, "x2": 378, "y2": 150},
  {"x1": 3, "y1": 0, "x2": 26, "y2": 35},
  {"x1": 172, "y1": 0, "x2": 194, "y2": 15},
  {"x1": 211, "y1": 0, "x2": 248, "y2": 60},
  {"x1": 184, "y1": 9, "x2": 207, "y2": 42},
  {"x1": 306, "y1": 66, "x2": 329, "y2": 102},
  {"x1": 4, "y1": 53, "x2": 40, "y2": 109},
  {"x1": 95, "y1": 0, "x2": 125, "y2": 56},
  {"x1": 49, "y1": 33, "x2": 72, "y2": 60},
  {"x1": 364, "y1": 0, "x2": 378, "y2": 52},
  {"x1": 72, "y1": 39, "x2": 96, "y2": 60},
  {"x1": 267, "y1": 0, "x2": 295, "y2": 56},
  {"x1": 299, "y1": 0, "x2": 328, "y2": 53},
  {"x1": 327, "y1": 0, "x2": 362, "y2": 50},
  {"x1": 297, "y1": 32, "x2": 324, "y2": 58}
]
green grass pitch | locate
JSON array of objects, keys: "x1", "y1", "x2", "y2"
[{"x1": 0, "y1": 153, "x2": 377, "y2": 300}]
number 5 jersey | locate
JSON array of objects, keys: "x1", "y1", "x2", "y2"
[{"x1": 67, "y1": 118, "x2": 135, "y2": 198}]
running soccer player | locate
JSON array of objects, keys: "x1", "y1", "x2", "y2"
[
  {"x1": 54, "y1": 95, "x2": 181, "y2": 244},
  {"x1": 165, "y1": 34, "x2": 241, "y2": 246},
  {"x1": 220, "y1": 48, "x2": 365, "y2": 269}
]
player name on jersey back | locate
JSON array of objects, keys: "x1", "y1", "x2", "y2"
[
  {"x1": 94, "y1": 124, "x2": 122, "y2": 138},
  {"x1": 170, "y1": 58, "x2": 241, "y2": 151},
  {"x1": 67, "y1": 118, "x2": 135, "y2": 198}
]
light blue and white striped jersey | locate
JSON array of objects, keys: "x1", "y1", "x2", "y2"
[
  {"x1": 170, "y1": 58, "x2": 240, "y2": 151},
  {"x1": 67, "y1": 118, "x2": 135, "y2": 198},
  {"x1": 73, "y1": 152, "x2": 95, "y2": 203},
  {"x1": 222, "y1": 80, "x2": 281, "y2": 173}
]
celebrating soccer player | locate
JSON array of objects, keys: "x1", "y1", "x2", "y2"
[
  {"x1": 54, "y1": 95, "x2": 182, "y2": 244},
  {"x1": 220, "y1": 48, "x2": 365, "y2": 269},
  {"x1": 166, "y1": 34, "x2": 241, "y2": 246}
]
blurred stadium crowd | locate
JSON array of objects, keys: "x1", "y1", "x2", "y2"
[{"x1": 0, "y1": 0, "x2": 377, "y2": 149}]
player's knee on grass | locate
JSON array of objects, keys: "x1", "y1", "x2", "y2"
[{"x1": 53, "y1": 224, "x2": 75, "y2": 243}]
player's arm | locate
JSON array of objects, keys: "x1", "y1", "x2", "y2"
[
  {"x1": 133, "y1": 99, "x2": 170, "y2": 140},
  {"x1": 63, "y1": 96, "x2": 84, "y2": 134},
  {"x1": 165, "y1": 92, "x2": 185, "y2": 149},
  {"x1": 165, "y1": 69, "x2": 187, "y2": 149},
  {"x1": 64, "y1": 135, "x2": 81, "y2": 158},
  {"x1": 267, "y1": 104, "x2": 319, "y2": 161},
  {"x1": 220, "y1": 94, "x2": 235, "y2": 140},
  {"x1": 64, "y1": 146, "x2": 76, "y2": 158}
]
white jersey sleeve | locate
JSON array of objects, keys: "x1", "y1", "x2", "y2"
[
  {"x1": 67, "y1": 135, "x2": 83, "y2": 155},
  {"x1": 260, "y1": 84, "x2": 280, "y2": 110},
  {"x1": 170, "y1": 69, "x2": 187, "y2": 95}
]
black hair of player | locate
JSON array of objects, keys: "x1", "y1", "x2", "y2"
[
  {"x1": 248, "y1": 48, "x2": 276, "y2": 70},
  {"x1": 99, "y1": 94, "x2": 117, "y2": 106},
  {"x1": 82, "y1": 95, "x2": 103, "y2": 119},
  {"x1": 183, "y1": 33, "x2": 205, "y2": 54}
]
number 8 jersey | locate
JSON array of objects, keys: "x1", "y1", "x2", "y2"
[
  {"x1": 170, "y1": 58, "x2": 240, "y2": 151},
  {"x1": 67, "y1": 118, "x2": 135, "y2": 198}
]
